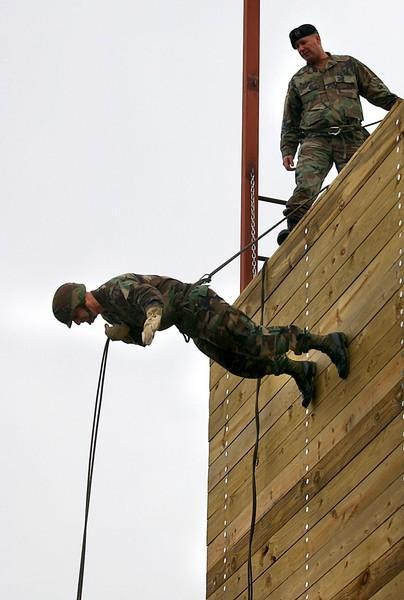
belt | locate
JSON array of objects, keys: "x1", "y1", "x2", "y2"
[{"x1": 302, "y1": 123, "x2": 363, "y2": 137}]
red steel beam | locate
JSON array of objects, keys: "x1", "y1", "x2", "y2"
[{"x1": 240, "y1": 0, "x2": 260, "y2": 292}]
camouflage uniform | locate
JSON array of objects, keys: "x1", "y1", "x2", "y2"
[
  {"x1": 92, "y1": 273, "x2": 317, "y2": 378},
  {"x1": 281, "y1": 54, "x2": 398, "y2": 227},
  {"x1": 53, "y1": 273, "x2": 349, "y2": 405}
]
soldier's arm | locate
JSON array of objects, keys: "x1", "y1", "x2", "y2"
[
  {"x1": 100, "y1": 276, "x2": 164, "y2": 346},
  {"x1": 116, "y1": 285, "x2": 163, "y2": 347},
  {"x1": 130, "y1": 282, "x2": 164, "y2": 313},
  {"x1": 280, "y1": 80, "x2": 302, "y2": 159},
  {"x1": 352, "y1": 57, "x2": 399, "y2": 110},
  {"x1": 127, "y1": 282, "x2": 164, "y2": 346}
]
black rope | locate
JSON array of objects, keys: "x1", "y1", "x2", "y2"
[
  {"x1": 197, "y1": 118, "x2": 384, "y2": 288},
  {"x1": 72, "y1": 116, "x2": 383, "y2": 600},
  {"x1": 363, "y1": 119, "x2": 383, "y2": 128},
  {"x1": 247, "y1": 263, "x2": 266, "y2": 600},
  {"x1": 197, "y1": 185, "x2": 330, "y2": 286},
  {"x1": 76, "y1": 338, "x2": 110, "y2": 600}
]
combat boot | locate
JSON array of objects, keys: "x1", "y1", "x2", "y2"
[
  {"x1": 277, "y1": 228, "x2": 290, "y2": 245},
  {"x1": 296, "y1": 331, "x2": 350, "y2": 379},
  {"x1": 279, "y1": 358, "x2": 317, "y2": 408},
  {"x1": 277, "y1": 214, "x2": 301, "y2": 245},
  {"x1": 292, "y1": 361, "x2": 317, "y2": 408},
  {"x1": 320, "y1": 332, "x2": 349, "y2": 379}
]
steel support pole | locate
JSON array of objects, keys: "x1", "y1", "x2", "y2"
[{"x1": 240, "y1": 0, "x2": 260, "y2": 292}]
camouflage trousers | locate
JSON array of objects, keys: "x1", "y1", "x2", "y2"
[
  {"x1": 285, "y1": 128, "x2": 369, "y2": 227},
  {"x1": 175, "y1": 285, "x2": 309, "y2": 378}
]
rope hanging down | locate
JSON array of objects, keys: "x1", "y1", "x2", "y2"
[
  {"x1": 76, "y1": 338, "x2": 110, "y2": 600},
  {"x1": 73, "y1": 117, "x2": 383, "y2": 597},
  {"x1": 247, "y1": 262, "x2": 266, "y2": 600}
]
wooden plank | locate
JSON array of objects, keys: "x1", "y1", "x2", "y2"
[
  {"x1": 207, "y1": 377, "x2": 402, "y2": 572},
  {"x1": 292, "y1": 509, "x2": 404, "y2": 600},
  {"x1": 368, "y1": 570, "x2": 404, "y2": 600},
  {"x1": 252, "y1": 478, "x2": 404, "y2": 600},
  {"x1": 330, "y1": 540, "x2": 404, "y2": 599},
  {"x1": 207, "y1": 442, "x2": 403, "y2": 599},
  {"x1": 301, "y1": 236, "x2": 400, "y2": 333}
]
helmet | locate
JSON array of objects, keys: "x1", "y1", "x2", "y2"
[{"x1": 52, "y1": 283, "x2": 86, "y2": 327}]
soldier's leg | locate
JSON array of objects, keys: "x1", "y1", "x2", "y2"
[
  {"x1": 193, "y1": 337, "x2": 316, "y2": 407},
  {"x1": 278, "y1": 138, "x2": 333, "y2": 244},
  {"x1": 334, "y1": 128, "x2": 369, "y2": 172},
  {"x1": 280, "y1": 325, "x2": 350, "y2": 379},
  {"x1": 280, "y1": 356, "x2": 317, "y2": 408},
  {"x1": 192, "y1": 336, "x2": 269, "y2": 378}
]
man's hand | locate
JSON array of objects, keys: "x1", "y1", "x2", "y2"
[
  {"x1": 142, "y1": 305, "x2": 162, "y2": 346},
  {"x1": 104, "y1": 323, "x2": 131, "y2": 342},
  {"x1": 282, "y1": 155, "x2": 295, "y2": 171}
]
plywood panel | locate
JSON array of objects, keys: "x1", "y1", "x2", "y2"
[
  {"x1": 209, "y1": 194, "x2": 401, "y2": 427},
  {"x1": 207, "y1": 439, "x2": 403, "y2": 599},
  {"x1": 206, "y1": 101, "x2": 403, "y2": 599}
]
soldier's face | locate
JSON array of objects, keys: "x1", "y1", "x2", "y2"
[
  {"x1": 73, "y1": 306, "x2": 96, "y2": 325},
  {"x1": 296, "y1": 34, "x2": 322, "y2": 64}
]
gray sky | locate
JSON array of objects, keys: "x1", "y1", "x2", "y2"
[{"x1": 1, "y1": 2, "x2": 402, "y2": 599}]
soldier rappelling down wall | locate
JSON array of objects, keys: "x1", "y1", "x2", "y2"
[{"x1": 52, "y1": 273, "x2": 349, "y2": 407}]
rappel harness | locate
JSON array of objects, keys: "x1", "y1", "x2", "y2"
[{"x1": 74, "y1": 116, "x2": 382, "y2": 600}]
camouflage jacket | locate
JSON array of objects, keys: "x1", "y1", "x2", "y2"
[
  {"x1": 92, "y1": 273, "x2": 192, "y2": 345},
  {"x1": 281, "y1": 54, "x2": 398, "y2": 157}
]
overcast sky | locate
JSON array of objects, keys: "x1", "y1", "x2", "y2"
[{"x1": 1, "y1": 2, "x2": 402, "y2": 599}]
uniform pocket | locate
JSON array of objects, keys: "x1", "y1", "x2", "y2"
[
  {"x1": 335, "y1": 74, "x2": 357, "y2": 97},
  {"x1": 303, "y1": 105, "x2": 327, "y2": 127}
]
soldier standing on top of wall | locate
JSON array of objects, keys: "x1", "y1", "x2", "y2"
[
  {"x1": 278, "y1": 24, "x2": 400, "y2": 245},
  {"x1": 52, "y1": 272, "x2": 350, "y2": 407}
]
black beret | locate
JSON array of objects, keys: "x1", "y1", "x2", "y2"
[{"x1": 289, "y1": 24, "x2": 318, "y2": 49}]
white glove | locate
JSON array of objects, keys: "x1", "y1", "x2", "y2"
[
  {"x1": 142, "y1": 305, "x2": 162, "y2": 346},
  {"x1": 104, "y1": 323, "x2": 131, "y2": 342}
]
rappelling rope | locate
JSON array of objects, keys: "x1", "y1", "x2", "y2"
[
  {"x1": 364, "y1": 119, "x2": 383, "y2": 128},
  {"x1": 76, "y1": 338, "x2": 110, "y2": 600},
  {"x1": 73, "y1": 116, "x2": 383, "y2": 599},
  {"x1": 197, "y1": 185, "x2": 330, "y2": 286},
  {"x1": 247, "y1": 262, "x2": 266, "y2": 600},
  {"x1": 197, "y1": 119, "x2": 382, "y2": 287}
]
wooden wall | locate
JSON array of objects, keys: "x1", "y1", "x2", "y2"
[{"x1": 206, "y1": 101, "x2": 403, "y2": 600}]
